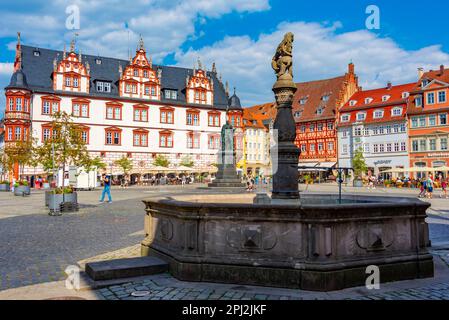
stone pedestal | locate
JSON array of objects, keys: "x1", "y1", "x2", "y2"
[{"x1": 208, "y1": 164, "x2": 244, "y2": 188}]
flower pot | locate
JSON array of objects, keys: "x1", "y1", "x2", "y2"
[
  {"x1": 63, "y1": 192, "x2": 78, "y2": 204},
  {"x1": 0, "y1": 184, "x2": 10, "y2": 192},
  {"x1": 48, "y1": 192, "x2": 78, "y2": 214},
  {"x1": 14, "y1": 185, "x2": 31, "y2": 196}
]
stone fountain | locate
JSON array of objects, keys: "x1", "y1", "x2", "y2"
[{"x1": 141, "y1": 33, "x2": 434, "y2": 291}]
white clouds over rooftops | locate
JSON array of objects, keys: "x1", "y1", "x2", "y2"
[{"x1": 175, "y1": 21, "x2": 449, "y2": 106}]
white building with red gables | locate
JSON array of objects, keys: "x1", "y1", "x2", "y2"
[
  {"x1": 4, "y1": 34, "x2": 242, "y2": 179},
  {"x1": 337, "y1": 82, "x2": 415, "y2": 178}
]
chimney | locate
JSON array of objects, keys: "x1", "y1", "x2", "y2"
[
  {"x1": 440, "y1": 64, "x2": 445, "y2": 75},
  {"x1": 418, "y1": 67, "x2": 424, "y2": 79},
  {"x1": 387, "y1": 81, "x2": 392, "y2": 90}
]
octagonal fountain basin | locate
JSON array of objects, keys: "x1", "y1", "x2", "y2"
[{"x1": 141, "y1": 193, "x2": 434, "y2": 292}]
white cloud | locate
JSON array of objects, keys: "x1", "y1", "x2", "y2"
[
  {"x1": 175, "y1": 21, "x2": 449, "y2": 106},
  {"x1": 0, "y1": 63, "x2": 14, "y2": 76}
]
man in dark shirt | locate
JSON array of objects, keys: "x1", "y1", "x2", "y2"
[{"x1": 100, "y1": 174, "x2": 112, "y2": 203}]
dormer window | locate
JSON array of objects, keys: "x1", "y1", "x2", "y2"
[
  {"x1": 402, "y1": 92, "x2": 410, "y2": 98},
  {"x1": 392, "y1": 107, "x2": 402, "y2": 117},
  {"x1": 374, "y1": 109, "x2": 384, "y2": 119},
  {"x1": 299, "y1": 98, "x2": 308, "y2": 105},
  {"x1": 294, "y1": 111, "x2": 302, "y2": 118},
  {"x1": 143, "y1": 70, "x2": 149, "y2": 78},
  {"x1": 133, "y1": 69, "x2": 139, "y2": 77},
  {"x1": 349, "y1": 100, "x2": 357, "y2": 106},
  {"x1": 365, "y1": 97, "x2": 373, "y2": 104},
  {"x1": 316, "y1": 107, "x2": 324, "y2": 115},
  {"x1": 164, "y1": 89, "x2": 177, "y2": 100},
  {"x1": 422, "y1": 79, "x2": 429, "y2": 87},
  {"x1": 97, "y1": 81, "x2": 112, "y2": 93},
  {"x1": 321, "y1": 95, "x2": 330, "y2": 102},
  {"x1": 33, "y1": 50, "x2": 40, "y2": 57},
  {"x1": 341, "y1": 114, "x2": 350, "y2": 122},
  {"x1": 382, "y1": 95, "x2": 390, "y2": 102},
  {"x1": 95, "y1": 58, "x2": 102, "y2": 65},
  {"x1": 356, "y1": 112, "x2": 366, "y2": 121}
]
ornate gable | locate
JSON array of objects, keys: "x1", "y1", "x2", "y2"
[
  {"x1": 119, "y1": 36, "x2": 161, "y2": 100},
  {"x1": 186, "y1": 58, "x2": 214, "y2": 105},
  {"x1": 52, "y1": 39, "x2": 90, "y2": 93}
]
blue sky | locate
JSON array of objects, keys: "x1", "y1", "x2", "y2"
[{"x1": 1, "y1": 0, "x2": 449, "y2": 114}]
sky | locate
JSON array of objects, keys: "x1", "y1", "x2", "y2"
[{"x1": 1, "y1": 0, "x2": 449, "y2": 114}]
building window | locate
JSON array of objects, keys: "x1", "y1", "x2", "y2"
[
  {"x1": 327, "y1": 122, "x2": 334, "y2": 130},
  {"x1": 429, "y1": 115, "x2": 437, "y2": 126},
  {"x1": 349, "y1": 100, "x2": 357, "y2": 106},
  {"x1": 342, "y1": 144, "x2": 348, "y2": 154},
  {"x1": 386, "y1": 125, "x2": 392, "y2": 134},
  {"x1": 143, "y1": 70, "x2": 149, "y2": 78},
  {"x1": 419, "y1": 116, "x2": 426, "y2": 127},
  {"x1": 133, "y1": 106, "x2": 149, "y2": 122},
  {"x1": 310, "y1": 144, "x2": 315, "y2": 152},
  {"x1": 373, "y1": 144, "x2": 379, "y2": 153},
  {"x1": 42, "y1": 97, "x2": 60, "y2": 115},
  {"x1": 208, "y1": 135, "x2": 220, "y2": 149},
  {"x1": 382, "y1": 95, "x2": 390, "y2": 102},
  {"x1": 72, "y1": 101, "x2": 89, "y2": 118},
  {"x1": 322, "y1": 95, "x2": 330, "y2": 102},
  {"x1": 133, "y1": 131, "x2": 148, "y2": 147},
  {"x1": 160, "y1": 108, "x2": 174, "y2": 124},
  {"x1": 415, "y1": 96, "x2": 423, "y2": 107},
  {"x1": 81, "y1": 130, "x2": 88, "y2": 144},
  {"x1": 429, "y1": 139, "x2": 437, "y2": 151},
  {"x1": 15, "y1": 98, "x2": 22, "y2": 111},
  {"x1": 419, "y1": 140, "x2": 427, "y2": 152},
  {"x1": 187, "y1": 133, "x2": 200, "y2": 149},
  {"x1": 379, "y1": 144, "x2": 385, "y2": 153},
  {"x1": 164, "y1": 90, "x2": 177, "y2": 100},
  {"x1": 134, "y1": 69, "x2": 139, "y2": 77},
  {"x1": 427, "y1": 92, "x2": 435, "y2": 104},
  {"x1": 374, "y1": 110, "x2": 384, "y2": 119},
  {"x1": 106, "y1": 104, "x2": 122, "y2": 120},
  {"x1": 208, "y1": 112, "x2": 220, "y2": 127},
  {"x1": 318, "y1": 142, "x2": 323, "y2": 151},
  {"x1": 105, "y1": 129, "x2": 121, "y2": 145},
  {"x1": 392, "y1": 107, "x2": 402, "y2": 116},
  {"x1": 194, "y1": 89, "x2": 207, "y2": 104},
  {"x1": 310, "y1": 124, "x2": 315, "y2": 132},
  {"x1": 145, "y1": 85, "x2": 157, "y2": 97},
  {"x1": 412, "y1": 140, "x2": 418, "y2": 152},
  {"x1": 364, "y1": 143, "x2": 370, "y2": 153},
  {"x1": 441, "y1": 138, "x2": 448, "y2": 151},
  {"x1": 401, "y1": 142, "x2": 407, "y2": 152},
  {"x1": 394, "y1": 142, "x2": 400, "y2": 152},
  {"x1": 356, "y1": 113, "x2": 366, "y2": 121},
  {"x1": 159, "y1": 131, "x2": 173, "y2": 148},
  {"x1": 386, "y1": 143, "x2": 392, "y2": 153},
  {"x1": 317, "y1": 107, "x2": 324, "y2": 115},
  {"x1": 301, "y1": 144, "x2": 306, "y2": 152},
  {"x1": 328, "y1": 141, "x2": 334, "y2": 151},
  {"x1": 317, "y1": 123, "x2": 323, "y2": 131},
  {"x1": 411, "y1": 117, "x2": 418, "y2": 128},
  {"x1": 363, "y1": 127, "x2": 370, "y2": 136},
  {"x1": 354, "y1": 127, "x2": 362, "y2": 136},
  {"x1": 300, "y1": 125, "x2": 306, "y2": 133},
  {"x1": 341, "y1": 114, "x2": 350, "y2": 122},
  {"x1": 438, "y1": 91, "x2": 447, "y2": 103},
  {"x1": 440, "y1": 114, "x2": 447, "y2": 125},
  {"x1": 187, "y1": 110, "x2": 200, "y2": 126}
]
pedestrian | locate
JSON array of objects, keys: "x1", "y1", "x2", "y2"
[
  {"x1": 440, "y1": 178, "x2": 448, "y2": 199},
  {"x1": 427, "y1": 175, "x2": 434, "y2": 199},
  {"x1": 419, "y1": 178, "x2": 427, "y2": 198},
  {"x1": 100, "y1": 174, "x2": 112, "y2": 203},
  {"x1": 181, "y1": 175, "x2": 186, "y2": 186}
]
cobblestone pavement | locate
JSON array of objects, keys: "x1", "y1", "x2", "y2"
[
  {"x1": 95, "y1": 257, "x2": 449, "y2": 301},
  {"x1": 1, "y1": 184, "x2": 449, "y2": 295}
]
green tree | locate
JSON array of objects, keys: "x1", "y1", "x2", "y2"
[
  {"x1": 35, "y1": 111, "x2": 91, "y2": 187},
  {"x1": 3, "y1": 138, "x2": 38, "y2": 178},
  {"x1": 153, "y1": 154, "x2": 170, "y2": 168},
  {"x1": 85, "y1": 156, "x2": 107, "y2": 172},
  {"x1": 114, "y1": 156, "x2": 133, "y2": 175},
  {"x1": 352, "y1": 148, "x2": 368, "y2": 179},
  {"x1": 180, "y1": 155, "x2": 194, "y2": 167}
]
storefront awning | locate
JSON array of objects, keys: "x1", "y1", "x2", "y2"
[
  {"x1": 316, "y1": 162, "x2": 337, "y2": 169},
  {"x1": 298, "y1": 162, "x2": 319, "y2": 168}
]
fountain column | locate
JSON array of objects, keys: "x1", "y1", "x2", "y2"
[{"x1": 270, "y1": 32, "x2": 300, "y2": 200}]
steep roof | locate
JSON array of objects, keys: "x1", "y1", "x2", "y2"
[
  {"x1": 293, "y1": 76, "x2": 347, "y2": 122},
  {"x1": 18, "y1": 45, "x2": 229, "y2": 109},
  {"x1": 341, "y1": 83, "x2": 415, "y2": 112},
  {"x1": 243, "y1": 102, "x2": 275, "y2": 129}
]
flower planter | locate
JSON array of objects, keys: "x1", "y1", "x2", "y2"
[
  {"x1": 14, "y1": 185, "x2": 31, "y2": 196},
  {"x1": 48, "y1": 192, "x2": 78, "y2": 215},
  {"x1": 0, "y1": 184, "x2": 10, "y2": 192}
]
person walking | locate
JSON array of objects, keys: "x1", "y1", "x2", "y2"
[
  {"x1": 418, "y1": 178, "x2": 427, "y2": 198},
  {"x1": 100, "y1": 174, "x2": 112, "y2": 203},
  {"x1": 440, "y1": 178, "x2": 448, "y2": 199},
  {"x1": 427, "y1": 175, "x2": 434, "y2": 199}
]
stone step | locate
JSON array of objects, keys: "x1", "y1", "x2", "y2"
[{"x1": 85, "y1": 256, "x2": 168, "y2": 281}]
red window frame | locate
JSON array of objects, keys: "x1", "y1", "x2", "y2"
[
  {"x1": 208, "y1": 135, "x2": 220, "y2": 149},
  {"x1": 160, "y1": 107, "x2": 174, "y2": 124},
  {"x1": 64, "y1": 74, "x2": 81, "y2": 88},
  {"x1": 133, "y1": 104, "x2": 149, "y2": 122},
  {"x1": 194, "y1": 88, "x2": 207, "y2": 104},
  {"x1": 105, "y1": 127, "x2": 122, "y2": 145},
  {"x1": 187, "y1": 132, "x2": 200, "y2": 149},
  {"x1": 159, "y1": 130, "x2": 174, "y2": 148},
  {"x1": 72, "y1": 98, "x2": 90, "y2": 118},
  {"x1": 41, "y1": 95, "x2": 61, "y2": 115},
  {"x1": 186, "y1": 109, "x2": 200, "y2": 126},
  {"x1": 105, "y1": 102, "x2": 123, "y2": 120},
  {"x1": 133, "y1": 129, "x2": 149, "y2": 147},
  {"x1": 207, "y1": 111, "x2": 221, "y2": 127}
]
